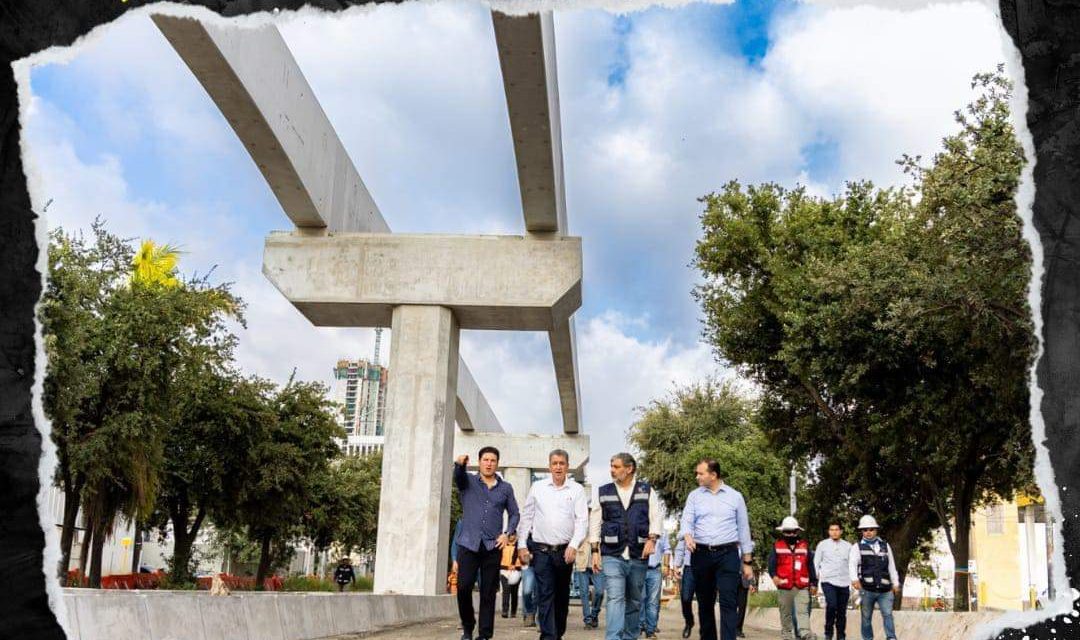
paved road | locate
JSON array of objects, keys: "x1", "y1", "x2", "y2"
[{"x1": 352, "y1": 605, "x2": 774, "y2": 640}]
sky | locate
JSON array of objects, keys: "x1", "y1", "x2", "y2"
[{"x1": 21, "y1": 0, "x2": 1010, "y2": 486}]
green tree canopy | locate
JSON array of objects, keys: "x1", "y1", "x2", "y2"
[{"x1": 692, "y1": 68, "x2": 1035, "y2": 608}]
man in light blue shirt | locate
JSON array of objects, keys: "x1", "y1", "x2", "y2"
[
  {"x1": 678, "y1": 459, "x2": 755, "y2": 640},
  {"x1": 639, "y1": 533, "x2": 670, "y2": 638}
]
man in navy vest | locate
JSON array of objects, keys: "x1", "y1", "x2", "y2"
[
  {"x1": 454, "y1": 447, "x2": 520, "y2": 640},
  {"x1": 848, "y1": 515, "x2": 899, "y2": 640},
  {"x1": 589, "y1": 452, "x2": 662, "y2": 640},
  {"x1": 767, "y1": 516, "x2": 818, "y2": 640},
  {"x1": 678, "y1": 458, "x2": 755, "y2": 640}
]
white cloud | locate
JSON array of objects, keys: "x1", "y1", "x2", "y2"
[{"x1": 23, "y1": 0, "x2": 1011, "y2": 487}]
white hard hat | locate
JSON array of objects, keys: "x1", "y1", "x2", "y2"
[
  {"x1": 502, "y1": 569, "x2": 521, "y2": 586},
  {"x1": 858, "y1": 515, "x2": 880, "y2": 530},
  {"x1": 776, "y1": 516, "x2": 803, "y2": 532}
]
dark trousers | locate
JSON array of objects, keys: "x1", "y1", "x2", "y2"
[
  {"x1": 823, "y1": 583, "x2": 850, "y2": 638},
  {"x1": 691, "y1": 547, "x2": 740, "y2": 640},
  {"x1": 501, "y1": 575, "x2": 518, "y2": 616},
  {"x1": 456, "y1": 544, "x2": 501, "y2": 638},
  {"x1": 680, "y1": 568, "x2": 696, "y2": 627},
  {"x1": 736, "y1": 582, "x2": 748, "y2": 633},
  {"x1": 529, "y1": 542, "x2": 573, "y2": 640}
]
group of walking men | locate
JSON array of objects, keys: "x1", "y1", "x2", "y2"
[{"x1": 451, "y1": 446, "x2": 900, "y2": 640}]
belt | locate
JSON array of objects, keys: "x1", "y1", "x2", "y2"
[
  {"x1": 532, "y1": 541, "x2": 569, "y2": 554},
  {"x1": 694, "y1": 541, "x2": 739, "y2": 552}
]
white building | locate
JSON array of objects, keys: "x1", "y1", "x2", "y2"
[{"x1": 332, "y1": 358, "x2": 388, "y2": 456}]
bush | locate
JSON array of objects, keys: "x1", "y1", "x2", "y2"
[{"x1": 351, "y1": 575, "x2": 374, "y2": 592}]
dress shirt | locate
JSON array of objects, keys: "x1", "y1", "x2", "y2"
[
  {"x1": 814, "y1": 538, "x2": 853, "y2": 588},
  {"x1": 454, "y1": 463, "x2": 520, "y2": 552},
  {"x1": 648, "y1": 535, "x2": 670, "y2": 568},
  {"x1": 516, "y1": 476, "x2": 589, "y2": 549},
  {"x1": 848, "y1": 537, "x2": 899, "y2": 586},
  {"x1": 673, "y1": 538, "x2": 692, "y2": 568},
  {"x1": 677, "y1": 483, "x2": 755, "y2": 555},
  {"x1": 588, "y1": 478, "x2": 663, "y2": 559}
]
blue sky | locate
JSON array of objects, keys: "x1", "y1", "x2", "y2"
[{"x1": 23, "y1": 0, "x2": 1007, "y2": 482}]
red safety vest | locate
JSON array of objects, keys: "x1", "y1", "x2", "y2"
[{"x1": 773, "y1": 539, "x2": 811, "y2": 590}]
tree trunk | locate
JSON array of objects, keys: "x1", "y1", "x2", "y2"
[
  {"x1": 951, "y1": 506, "x2": 973, "y2": 611},
  {"x1": 884, "y1": 502, "x2": 934, "y2": 611},
  {"x1": 78, "y1": 517, "x2": 93, "y2": 578},
  {"x1": 88, "y1": 519, "x2": 106, "y2": 588},
  {"x1": 57, "y1": 481, "x2": 82, "y2": 582},
  {"x1": 168, "y1": 503, "x2": 207, "y2": 584},
  {"x1": 255, "y1": 533, "x2": 272, "y2": 590},
  {"x1": 130, "y1": 525, "x2": 142, "y2": 574}
]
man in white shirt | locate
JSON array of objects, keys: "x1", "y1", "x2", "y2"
[
  {"x1": 848, "y1": 516, "x2": 899, "y2": 640},
  {"x1": 814, "y1": 522, "x2": 852, "y2": 640},
  {"x1": 517, "y1": 450, "x2": 589, "y2": 640},
  {"x1": 589, "y1": 453, "x2": 662, "y2": 640}
]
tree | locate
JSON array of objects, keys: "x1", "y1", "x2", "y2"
[
  {"x1": 692, "y1": 69, "x2": 1035, "y2": 609},
  {"x1": 151, "y1": 372, "x2": 275, "y2": 584},
  {"x1": 39, "y1": 221, "x2": 131, "y2": 581},
  {"x1": 629, "y1": 381, "x2": 791, "y2": 568},
  {"x1": 236, "y1": 378, "x2": 345, "y2": 587}
]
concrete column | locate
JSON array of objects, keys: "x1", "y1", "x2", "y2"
[
  {"x1": 374, "y1": 305, "x2": 460, "y2": 595},
  {"x1": 503, "y1": 467, "x2": 534, "y2": 510}
]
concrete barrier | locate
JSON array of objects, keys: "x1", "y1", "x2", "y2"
[
  {"x1": 61, "y1": 588, "x2": 456, "y2": 640},
  {"x1": 743, "y1": 606, "x2": 1004, "y2": 639}
]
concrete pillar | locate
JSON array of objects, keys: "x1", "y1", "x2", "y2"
[
  {"x1": 374, "y1": 305, "x2": 460, "y2": 595},
  {"x1": 503, "y1": 467, "x2": 534, "y2": 508}
]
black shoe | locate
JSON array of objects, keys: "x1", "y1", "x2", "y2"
[
  {"x1": 501, "y1": 611, "x2": 509, "y2": 618},
  {"x1": 460, "y1": 634, "x2": 473, "y2": 640},
  {"x1": 682, "y1": 624, "x2": 693, "y2": 639},
  {"x1": 590, "y1": 620, "x2": 599, "y2": 629},
  {"x1": 736, "y1": 632, "x2": 746, "y2": 638}
]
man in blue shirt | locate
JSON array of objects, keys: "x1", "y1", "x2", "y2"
[
  {"x1": 679, "y1": 459, "x2": 755, "y2": 640},
  {"x1": 640, "y1": 533, "x2": 670, "y2": 639},
  {"x1": 454, "y1": 447, "x2": 520, "y2": 640}
]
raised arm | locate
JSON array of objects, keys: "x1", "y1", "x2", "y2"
[{"x1": 454, "y1": 456, "x2": 470, "y2": 491}]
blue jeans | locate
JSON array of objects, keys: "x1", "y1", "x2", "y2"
[
  {"x1": 522, "y1": 566, "x2": 537, "y2": 615},
  {"x1": 602, "y1": 555, "x2": 647, "y2": 640},
  {"x1": 641, "y1": 566, "x2": 662, "y2": 633},
  {"x1": 860, "y1": 590, "x2": 896, "y2": 640},
  {"x1": 574, "y1": 569, "x2": 604, "y2": 624}
]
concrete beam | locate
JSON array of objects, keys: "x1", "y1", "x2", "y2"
[
  {"x1": 453, "y1": 432, "x2": 590, "y2": 472},
  {"x1": 153, "y1": 15, "x2": 504, "y2": 435},
  {"x1": 456, "y1": 359, "x2": 502, "y2": 432},
  {"x1": 152, "y1": 15, "x2": 386, "y2": 233},
  {"x1": 549, "y1": 317, "x2": 582, "y2": 434},
  {"x1": 262, "y1": 233, "x2": 582, "y2": 330},
  {"x1": 492, "y1": 11, "x2": 567, "y2": 235}
]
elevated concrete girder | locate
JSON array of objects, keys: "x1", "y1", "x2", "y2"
[
  {"x1": 152, "y1": 14, "x2": 504, "y2": 435},
  {"x1": 491, "y1": 11, "x2": 567, "y2": 235},
  {"x1": 493, "y1": 11, "x2": 582, "y2": 434},
  {"x1": 456, "y1": 360, "x2": 502, "y2": 432},
  {"x1": 262, "y1": 233, "x2": 582, "y2": 330}
]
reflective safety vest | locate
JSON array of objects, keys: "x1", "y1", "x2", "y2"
[
  {"x1": 858, "y1": 538, "x2": 894, "y2": 593},
  {"x1": 598, "y1": 481, "x2": 652, "y2": 558},
  {"x1": 772, "y1": 539, "x2": 811, "y2": 590}
]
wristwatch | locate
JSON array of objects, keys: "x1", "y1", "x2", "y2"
[{"x1": 742, "y1": 560, "x2": 754, "y2": 566}]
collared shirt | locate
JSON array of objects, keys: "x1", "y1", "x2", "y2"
[
  {"x1": 677, "y1": 483, "x2": 754, "y2": 555},
  {"x1": 673, "y1": 538, "x2": 692, "y2": 568},
  {"x1": 454, "y1": 463, "x2": 520, "y2": 553},
  {"x1": 814, "y1": 538, "x2": 853, "y2": 587},
  {"x1": 588, "y1": 478, "x2": 663, "y2": 560},
  {"x1": 848, "y1": 537, "x2": 899, "y2": 586},
  {"x1": 516, "y1": 476, "x2": 589, "y2": 549},
  {"x1": 648, "y1": 535, "x2": 670, "y2": 568}
]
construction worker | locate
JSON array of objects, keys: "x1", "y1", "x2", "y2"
[
  {"x1": 767, "y1": 516, "x2": 818, "y2": 640},
  {"x1": 848, "y1": 515, "x2": 899, "y2": 640}
]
